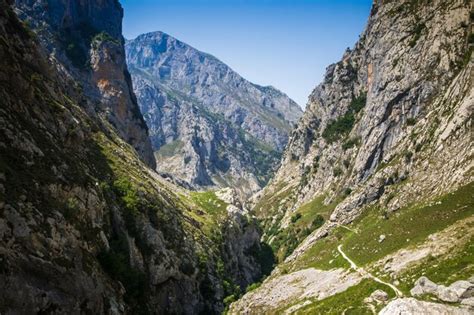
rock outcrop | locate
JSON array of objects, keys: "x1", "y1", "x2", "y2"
[
  {"x1": 14, "y1": 0, "x2": 156, "y2": 168},
  {"x1": 411, "y1": 276, "x2": 474, "y2": 304},
  {"x1": 253, "y1": 0, "x2": 473, "y2": 262},
  {"x1": 126, "y1": 31, "x2": 303, "y2": 196},
  {"x1": 380, "y1": 298, "x2": 472, "y2": 315}
]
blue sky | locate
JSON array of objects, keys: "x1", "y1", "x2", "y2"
[{"x1": 121, "y1": 0, "x2": 372, "y2": 107}]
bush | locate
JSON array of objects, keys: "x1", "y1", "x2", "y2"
[
  {"x1": 97, "y1": 234, "x2": 147, "y2": 306},
  {"x1": 406, "y1": 117, "x2": 416, "y2": 126},
  {"x1": 409, "y1": 23, "x2": 426, "y2": 47},
  {"x1": 245, "y1": 242, "x2": 275, "y2": 277},
  {"x1": 291, "y1": 213, "x2": 302, "y2": 223},
  {"x1": 322, "y1": 113, "x2": 355, "y2": 143},
  {"x1": 246, "y1": 282, "x2": 262, "y2": 293},
  {"x1": 311, "y1": 215, "x2": 325, "y2": 229},
  {"x1": 343, "y1": 188, "x2": 352, "y2": 196},
  {"x1": 348, "y1": 93, "x2": 367, "y2": 114},
  {"x1": 333, "y1": 167, "x2": 343, "y2": 177},
  {"x1": 92, "y1": 31, "x2": 119, "y2": 46},
  {"x1": 342, "y1": 137, "x2": 360, "y2": 150},
  {"x1": 113, "y1": 178, "x2": 140, "y2": 214},
  {"x1": 343, "y1": 159, "x2": 351, "y2": 168},
  {"x1": 322, "y1": 93, "x2": 366, "y2": 143},
  {"x1": 223, "y1": 295, "x2": 236, "y2": 306}
]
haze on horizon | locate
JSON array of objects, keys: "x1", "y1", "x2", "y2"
[{"x1": 121, "y1": 0, "x2": 372, "y2": 108}]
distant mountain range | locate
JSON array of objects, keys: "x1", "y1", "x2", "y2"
[{"x1": 126, "y1": 31, "x2": 302, "y2": 196}]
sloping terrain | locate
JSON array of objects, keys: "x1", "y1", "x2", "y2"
[
  {"x1": 0, "y1": 1, "x2": 271, "y2": 313},
  {"x1": 231, "y1": 0, "x2": 473, "y2": 313},
  {"x1": 126, "y1": 32, "x2": 303, "y2": 196}
]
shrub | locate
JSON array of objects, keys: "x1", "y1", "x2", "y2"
[
  {"x1": 97, "y1": 234, "x2": 147, "y2": 306},
  {"x1": 246, "y1": 282, "x2": 262, "y2": 293},
  {"x1": 245, "y1": 242, "x2": 275, "y2": 277},
  {"x1": 311, "y1": 215, "x2": 325, "y2": 229},
  {"x1": 404, "y1": 151, "x2": 413, "y2": 162},
  {"x1": 343, "y1": 159, "x2": 351, "y2": 168},
  {"x1": 322, "y1": 113, "x2": 355, "y2": 143},
  {"x1": 409, "y1": 23, "x2": 426, "y2": 47},
  {"x1": 348, "y1": 93, "x2": 367, "y2": 114},
  {"x1": 406, "y1": 117, "x2": 416, "y2": 126},
  {"x1": 291, "y1": 213, "x2": 302, "y2": 223},
  {"x1": 333, "y1": 167, "x2": 343, "y2": 177},
  {"x1": 342, "y1": 137, "x2": 360, "y2": 150},
  {"x1": 322, "y1": 93, "x2": 366, "y2": 143},
  {"x1": 343, "y1": 188, "x2": 352, "y2": 196},
  {"x1": 223, "y1": 294, "x2": 236, "y2": 307},
  {"x1": 92, "y1": 31, "x2": 119, "y2": 46},
  {"x1": 113, "y1": 178, "x2": 140, "y2": 214}
]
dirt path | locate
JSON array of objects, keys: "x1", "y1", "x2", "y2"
[{"x1": 337, "y1": 245, "x2": 404, "y2": 297}]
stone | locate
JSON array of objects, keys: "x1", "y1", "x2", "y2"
[
  {"x1": 461, "y1": 297, "x2": 474, "y2": 307},
  {"x1": 410, "y1": 276, "x2": 439, "y2": 296},
  {"x1": 380, "y1": 298, "x2": 472, "y2": 315},
  {"x1": 370, "y1": 289, "x2": 389, "y2": 302},
  {"x1": 450, "y1": 281, "x2": 474, "y2": 299}
]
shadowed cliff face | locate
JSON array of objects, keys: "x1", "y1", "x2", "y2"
[
  {"x1": 14, "y1": 0, "x2": 156, "y2": 168},
  {"x1": 0, "y1": 1, "x2": 270, "y2": 314},
  {"x1": 126, "y1": 31, "x2": 303, "y2": 197}
]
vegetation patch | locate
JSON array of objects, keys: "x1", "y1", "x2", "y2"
[
  {"x1": 322, "y1": 93, "x2": 367, "y2": 143},
  {"x1": 396, "y1": 236, "x2": 474, "y2": 295},
  {"x1": 156, "y1": 140, "x2": 184, "y2": 158},
  {"x1": 289, "y1": 278, "x2": 396, "y2": 314},
  {"x1": 98, "y1": 233, "x2": 147, "y2": 310},
  {"x1": 343, "y1": 182, "x2": 474, "y2": 266},
  {"x1": 270, "y1": 195, "x2": 339, "y2": 262}
]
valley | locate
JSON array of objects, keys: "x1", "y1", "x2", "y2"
[{"x1": 0, "y1": 0, "x2": 473, "y2": 314}]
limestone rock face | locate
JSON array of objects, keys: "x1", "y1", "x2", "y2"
[
  {"x1": 234, "y1": 0, "x2": 473, "y2": 311},
  {"x1": 126, "y1": 31, "x2": 303, "y2": 196},
  {"x1": 14, "y1": 0, "x2": 156, "y2": 168},
  {"x1": 253, "y1": 0, "x2": 473, "y2": 259}
]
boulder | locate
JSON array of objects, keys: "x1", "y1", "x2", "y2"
[
  {"x1": 410, "y1": 276, "x2": 439, "y2": 296},
  {"x1": 450, "y1": 280, "x2": 474, "y2": 299},
  {"x1": 370, "y1": 289, "x2": 389, "y2": 302},
  {"x1": 380, "y1": 298, "x2": 472, "y2": 315}
]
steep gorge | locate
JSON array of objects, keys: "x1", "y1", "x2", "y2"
[{"x1": 0, "y1": 0, "x2": 473, "y2": 314}]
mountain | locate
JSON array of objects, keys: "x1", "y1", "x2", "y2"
[
  {"x1": 14, "y1": 0, "x2": 155, "y2": 168},
  {"x1": 231, "y1": 0, "x2": 473, "y2": 313},
  {"x1": 126, "y1": 31, "x2": 303, "y2": 196},
  {"x1": 1, "y1": 1, "x2": 272, "y2": 313}
]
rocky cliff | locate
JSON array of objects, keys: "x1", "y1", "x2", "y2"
[
  {"x1": 0, "y1": 1, "x2": 270, "y2": 313},
  {"x1": 14, "y1": 0, "x2": 156, "y2": 168},
  {"x1": 126, "y1": 32, "x2": 303, "y2": 196},
  {"x1": 232, "y1": 0, "x2": 473, "y2": 313}
]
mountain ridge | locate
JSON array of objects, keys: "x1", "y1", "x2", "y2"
[{"x1": 126, "y1": 30, "x2": 303, "y2": 196}]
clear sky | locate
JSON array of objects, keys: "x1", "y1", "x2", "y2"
[{"x1": 120, "y1": 0, "x2": 372, "y2": 108}]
